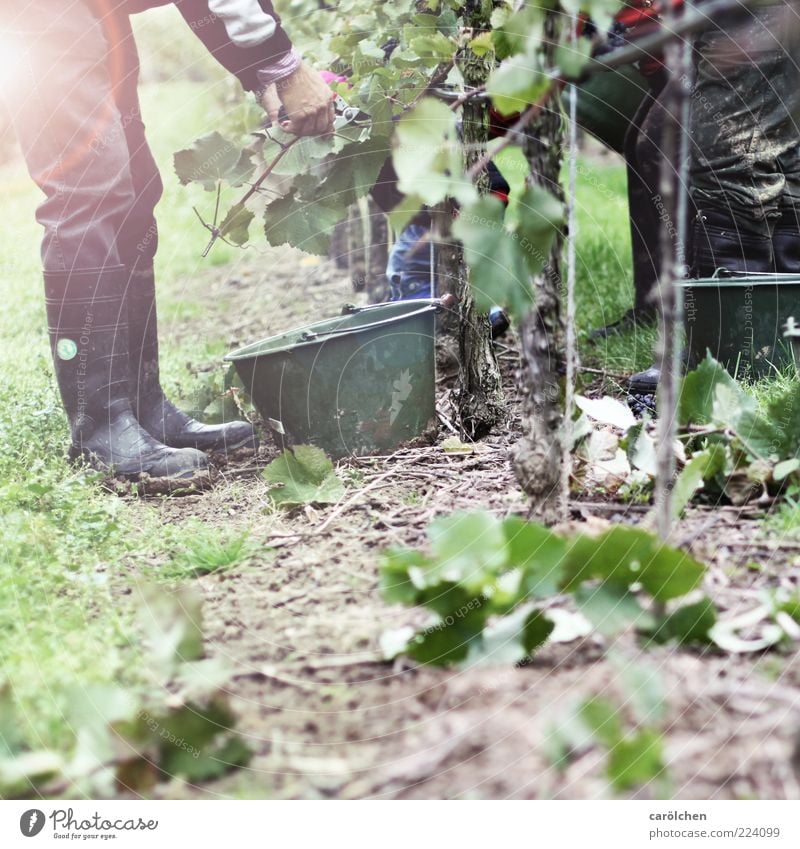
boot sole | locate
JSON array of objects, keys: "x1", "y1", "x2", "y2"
[{"x1": 70, "y1": 446, "x2": 212, "y2": 484}]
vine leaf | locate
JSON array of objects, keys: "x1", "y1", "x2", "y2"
[
  {"x1": 318, "y1": 136, "x2": 392, "y2": 209},
  {"x1": 408, "y1": 31, "x2": 456, "y2": 62},
  {"x1": 647, "y1": 597, "x2": 717, "y2": 645},
  {"x1": 174, "y1": 132, "x2": 255, "y2": 191},
  {"x1": 452, "y1": 194, "x2": 531, "y2": 317},
  {"x1": 454, "y1": 185, "x2": 563, "y2": 321},
  {"x1": 561, "y1": 525, "x2": 705, "y2": 602},
  {"x1": 607, "y1": 730, "x2": 664, "y2": 791},
  {"x1": 264, "y1": 192, "x2": 345, "y2": 255},
  {"x1": 392, "y1": 97, "x2": 475, "y2": 207},
  {"x1": 515, "y1": 184, "x2": 565, "y2": 271},
  {"x1": 679, "y1": 355, "x2": 780, "y2": 460},
  {"x1": 575, "y1": 395, "x2": 636, "y2": 431},
  {"x1": 218, "y1": 202, "x2": 254, "y2": 247},
  {"x1": 486, "y1": 51, "x2": 550, "y2": 116},
  {"x1": 574, "y1": 585, "x2": 651, "y2": 638},
  {"x1": 262, "y1": 445, "x2": 345, "y2": 507},
  {"x1": 670, "y1": 445, "x2": 727, "y2": 517}
]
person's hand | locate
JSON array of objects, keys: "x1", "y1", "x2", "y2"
[{"x1": 261, "y1": 61, "x2": 335, "y2": 137}]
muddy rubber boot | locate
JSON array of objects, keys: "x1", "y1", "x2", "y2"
[
  {"x1": 126, "y1": 266, "x2": 258, "y2": 455},
  {"x1": 45, "y1": 267, "x2": 209, "y2": 480},
  {"x1": 772, "y1": 209, "x2": 800, "y2": 273}
]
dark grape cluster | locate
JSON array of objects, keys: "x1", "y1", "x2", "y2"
[{"x1": 627, "y1": 392, "x2": 657, "y2": 419}]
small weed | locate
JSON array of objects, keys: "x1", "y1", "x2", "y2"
[
  {"x1": 159, "y1": 524, "x2": 260, "y2": 579},
  {"x1": 764, "y1": 484, "x2": 800, "y2": 537}
]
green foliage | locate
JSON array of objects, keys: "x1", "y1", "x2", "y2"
[
  {"x1": 452, "y1": 185, "x2": 564, "y2": 319},
  {"x1": 670, "y1": 445, "x2": 727, "y2": 516},
  {"x1": 646, "y1": 598, "x2": 717, "y2": 646},
  {"x1": 486, "y1": 53, "x2": 550, "y2": 116},
  {"x1": 0, "y1": 586, "x2": 250, "y2": 797},
  {"x1": 672, "y1": 356, "x2": 800, "y2": 504},
  {"x1": 174, "y1": 0, "x2": 587, "y2": 313},
  {"x1": 393, "y1": 98, "x2": 474, "y2": 208},
  {"x1": 158, "y1": 524, "x2": 259, "y2": 580},
  {"x1": 218, "y1": 202, "x2": 255, "y2": 247},
  {"x1": 380, "y1": 511, "x2": 712, "y2": 666},
  {"x1": 263, "y1": 445, "x2": 346, "y2": 507},
  {"x1": 573, "y1": 356, "x2": 800, "y2": 510},
  {"x1": 174, "y1": 131, "x2": 255, "y2": 191},
  {"x1": 550, "y1": 690, "x2": 667, "y2": 793}
]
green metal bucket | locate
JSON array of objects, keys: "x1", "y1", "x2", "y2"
[
  {"x1": 225, "y1": 300, "x2": 439, "y2": 458},
  {"x1": 681, "y1": 273, "x2": 800, "y2": 377},
  {"x1": 575, "y1": 63, "x2": 650, "y2": 154}
]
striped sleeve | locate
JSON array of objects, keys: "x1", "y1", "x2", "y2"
[{"x1": 175, "y1": 0, "x2": 298, "y2": 92}]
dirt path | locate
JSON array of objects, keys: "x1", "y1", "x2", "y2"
[{"x1": 134, "y1": 248, "x2": 800, "y2": 800}]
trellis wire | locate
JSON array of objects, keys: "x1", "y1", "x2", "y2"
[{"x1": 562, "y1": 77, "x2": 579, "y2": 522}]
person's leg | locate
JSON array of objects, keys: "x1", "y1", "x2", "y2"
[
  {"x1": 5, "y1": 0, "x2": 206, "y2": 479},
  {"x1": 627, "y1": 74, "x2": 667, "y2": 315},
  {"x1": 591, "y1": 72, "x2": 667, "y2": 340},
  {"x1": 770, "y1": 9, "x2": 800, "y2": 272},
  {"x1": 386, "y1": 221, "x2": 435, "y2": 301},
  {"x1": 688, "y1": 2, "x2": 800, "y2": 274},
  {"x1": 101, "y1": 12, "x2": 257, "y2": 454},
  {"x1": 630, "y1": 5, "x2": 796, "y2": 395}
]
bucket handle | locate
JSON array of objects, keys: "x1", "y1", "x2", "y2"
[
  {"x1": 297, "y1": 303, "x2": 437, "y2": 342},
  {"x1": 340, "y1": 294, "x2": 457, "y2": 316},
  {"x1": 295, "y1": 296, "x2": 457, "y2": 343}
]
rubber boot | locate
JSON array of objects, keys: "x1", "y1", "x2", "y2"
[
  {"x1": 45, "y1": 267, "x2": 208, "y2": 479},
  {"x1": 772, "y1": 208, "x2": 800, "y2": 273},
  {"x1": 126, "y1": 266, "x2": 257, "y2": 455},
  {"x1": 629, "y1": 209, "x2": 773, "y2": 394}
]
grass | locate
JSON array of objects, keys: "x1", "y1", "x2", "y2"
[
  {"x1": 156, "y1": 523, "x2": 260, "y2": 580},
  {"x1": 572, "y1": 152, "x2": 659, "y2": 375},
  {"x1": 763, "y1": 488, "x2": 800, "y2": 537}
]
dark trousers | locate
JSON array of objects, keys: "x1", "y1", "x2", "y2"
[
  {"x1": 690, "y1": 1, "x2": 800, "y2": 232},
  {"x1": 5, "y1": 0, "x2": 161, "y2": 272},
  {"x1": 624, "y1": 69, "x2": 675, "y2": 312}
]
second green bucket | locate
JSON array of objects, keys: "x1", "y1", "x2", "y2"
[
  {"x1": 225, "y1": 300, "x2": 439, "y2": 458},
  {"x1": 681, "y1": 273, "x2": 800, "y2": 377}
]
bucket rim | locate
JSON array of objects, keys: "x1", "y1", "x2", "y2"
[
  {"x1": 224, "y1": 300, "x2": 439, "y2": 362},
  {"x1": 680, "y1": 273, "x2": 800, "y2": 289}
]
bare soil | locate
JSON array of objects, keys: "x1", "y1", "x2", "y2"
[{"x1": 132, "y1": 246, "x2": 800, "y2": 800}]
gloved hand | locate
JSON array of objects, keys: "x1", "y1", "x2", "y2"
[{"x1": 261, "y1": 61, "x2": 335, "y2": 137}]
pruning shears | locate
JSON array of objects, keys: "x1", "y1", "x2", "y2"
[{"x1": 332, "y1": 94, "x2": 370, "y2": 128}]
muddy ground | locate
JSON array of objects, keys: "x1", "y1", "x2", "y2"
[{"x1": 131, "y1": 246, "x2": 800, "y2": 800}]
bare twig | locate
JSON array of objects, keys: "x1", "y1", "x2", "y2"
[{"x1": 197, "y1": 136, "x2": 302, "y2": 257}]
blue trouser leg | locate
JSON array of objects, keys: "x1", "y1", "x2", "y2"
[{"x1": 386, "y1": 223, "x2": 435, "y2": 301}]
